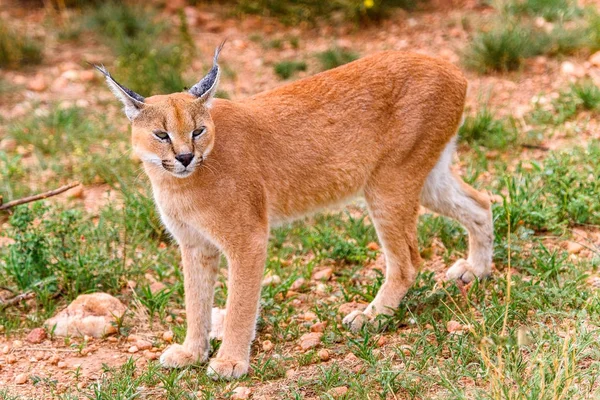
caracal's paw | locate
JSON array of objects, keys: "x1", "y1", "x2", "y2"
[
  {"x1": 446, "y1": 259, "x2": 489, "y2": 283},
  {"x1": 206, "y1": 357, "x2": 249, "y2": 380},
  {"x1": 159, "y1": 344, "x2": 206, "y2": 368},
  {"x1": 343, "y1": 310, "x2": 371, "y2": 332}
]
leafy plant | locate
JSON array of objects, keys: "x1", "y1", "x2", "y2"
[
  {"x1": 0, "y1": 18, "x2": 42, "y2": 69},
  {"x1": 317, "y1": 47, "x2": 358, "y2": 71},
  {"x1": 274, "y1": 60, "x2": 307, "y2": 79}
]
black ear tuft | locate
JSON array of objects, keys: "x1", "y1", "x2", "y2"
[
  {"x1": 92, "y1": 63, "x2": 146, "y2": 121},
  {"x1": 188, "y1": 40, "x2": 226, "y2": 102}
]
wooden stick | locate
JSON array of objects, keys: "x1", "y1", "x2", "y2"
[
  {"x1": 0, "y1": 182, "x2": 80, "y2": 211},
  {"x1": 0, "y1": 291, "x2": 35, "y2": 309}
]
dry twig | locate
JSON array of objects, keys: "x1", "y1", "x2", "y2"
[{"x1": 0, "y1": 182, "x2": 80, "y2": 211}]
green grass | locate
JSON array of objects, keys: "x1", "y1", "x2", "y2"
[
  {"x1": 85, "y1": 2, "x2": 194, "y2": 95},
  {"x1": 504, "y1": 0, "x2": 581, "y2": 21},
  {"x1": 317, "y1": 47, "x2": 359, "y2": 71},
  {"x1": 459, "y1": 107, "x2": 518, "y2": 149},
  {"x1": 274, "y1": 60, "x2": 307, "y2": 79},
  {"x1": 463, "y1": 24, "x2": 545, "y2": 73},
  {"x1": 230, "y1": 0, "x2": 421, "y2": 25},
  {"x1": 465, "y1": 4, "x2": 600, "y2": 74},
  {"x1": 0, "y1": 18, "x2": 42, "y2": 69}
]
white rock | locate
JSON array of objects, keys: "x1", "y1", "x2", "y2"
[{"x1": 44, "y1": 293, "x2": 127, "y2": 338}]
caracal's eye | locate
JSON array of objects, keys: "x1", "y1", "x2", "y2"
[
  {"x1": 192, "y1": 127, "x2": 206, "y2": 139},
  {"x1": 153, "y1": 130, "x2": 170, "y2": 142}
]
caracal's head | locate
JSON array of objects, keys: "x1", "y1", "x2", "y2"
[{"x1": 96, "y1": 42, "x2": 225, "y2": 179}]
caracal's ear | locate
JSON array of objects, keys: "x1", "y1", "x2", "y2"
[
  {"x1": 188, "y1": 41, "x2": 226, "y2": 106},
  {"x1": 92, "y1": 64, "x2": 145, "y2": 121}
]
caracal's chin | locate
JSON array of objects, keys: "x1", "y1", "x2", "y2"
[{"x1": 172, "y1": 169, "x2": 195, "y2": 178}]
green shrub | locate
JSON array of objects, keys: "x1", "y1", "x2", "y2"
[
  {"x1": 504, "y1": 0, "x2": 581, "y2": 21},
  {"x1": 0, "y1": 19, "x2": 42, "y2": 69},
  {"x1": 232, "y1": 0, "x2": 422, "y2": 25},
  {"x1": 274, "y1": 60, "x2": 307, "y2": 79},
  {"x1": 463, "y1": 25, "x2": 545, "y2": 73},
  {"x1": 317, "y1": 47, "x2": 359, "y2": 71},
  {"x1": 87, "y1": 2, "x2": 192, "y2": 94},
  {"x1": 494, "y1": 141, "x2": 600, "y2": 235},
  {"x1": 459, "y1": 108, "x2": 517, "y2": 149},
  {"x1": 7, "y1": 107, "x2": 136, "y2": 186},
  {"x1": 1, "y1": 204, "x2": 128, "y2": 297},
  {"x1": 571, "y1": 80, "x2": 600, "y2": 110}
]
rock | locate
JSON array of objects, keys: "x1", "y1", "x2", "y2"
[
  {"x1": 79, "y1": 70, "x2": 96, "y2": 82},
  {"x1": 26, "y1": 327, "x2": 47, "y2": 344},
  {"x1": 302, "y1": 312, "x2": 317, "y2": 321},
  {"x1": 136, "y1": 340, "x2": 152, "y2": 351},
  {"x1": 376, "y1": 336, "x2": 387, "y2": 347},
  {"x1": 162, "y1": 330, "x2": 174, "y2": 342},
  {"x1": 446, "y1": 320, "x2": 471, "y2": 333},
  {"x1": 367, "y1": 242, "x2": 380, "y2": 251},
  {"x1": 262, "y1": 274, "x2": 281, "y2": 286},
  {"x1": 44, "y1": 292, "x2": 127, "y2": 338},
  {"x1": 48, "y1": 355, "x2": 60, "y2": 365},
  {"x1": 299, "y1": 332, "x2": 322, "y2": 350},
  {"x1": 149, "y1": 281, "x2": 167, "y2": 294},
  {"x1": 285, "y1": 369, "x2": 296, "y2": 378},
  {"x1": 315, "y1": 283, "x2": 328, "y2": 295},
  {"x1": 312, "y1": 268, "x2": 333, "y2": 281},
  {"x1": 310, "y1": 321, "x2": 327, "y2": 333},
  {"x1": 27, "y1": 74, "x2": 47, "y2": 92},
  {"x1": 318, "y1": 348, "x2": 330, "y2": 361},
  {"x1": 0, "y1": 138, "x2": 17, "y2": 152},
  {"x1": 61, "y1": 70, "x2": 79, "y2": 81},
  {"x1": 143, "y1": 350, "x2": 158, "y2": 360},
  {"x1": 561, "y1": 61, "x2": 585, "y2": 78},
  {"x1": 231, "y1": 386, "x2": 252, "y2": 400},
  {"x1": 590, "y1": 51, "x2": 600, "y2": 68},
  {"x1": 1, "y1": 345, "x2": 9, "y2": 354},
  {"x1": 344, "y1": 353, "x2": 358, "y2": 362},
  {"x1": 262, "y1": 340, "x2": 274, "y2": 352},
  {"x1": 290, "y1": 277, "x2": 305, "y2": 290},
  {"x1": 6, "y1": 354, "x2": 17, "y2": 364},
  {"x1": 12, "y1": 340, "x2": 23, "y2": 348},
  {"x1": 15, "y1": 374, "x2": 28, "y2": 385},
  {"x1": 566, "y1": 241, "x2": 584, "y2": 255},
  {"x1": 128, "y1": 345, "x2": 139, "y2": 353},
  {"x1": 328, "y1": 386, "x2": 348, "y2": 397},
  {"x1": 57, "y1": 361, "x2": 68, "y2": 369},
  {"x1": 399, "y1": 345, "x2": 411, "y2": 356}
]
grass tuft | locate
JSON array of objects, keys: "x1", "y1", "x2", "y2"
[
  {"x1": 463, "y1": 25, "x2": 544, "y2": 73},
  {"x1": 0, "y1": 19, "x2": 43, "y2": 69},
  {"x1": 459, "y1": 107, "x2": 518, "y2": 149},
  {"x1": 274, "y1": 60, "x2": 307, "y2": 79},
  {"x1": 317, "y1": 47, "x2": 359, "y2": 71}
]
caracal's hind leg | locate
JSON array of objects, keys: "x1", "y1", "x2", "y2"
[
  {"x1": 420, "y1": 140, "x2": 493, "y2": 283},
  {"x1": 343, "y1": 168, "x2": 422, "y2": 332}
]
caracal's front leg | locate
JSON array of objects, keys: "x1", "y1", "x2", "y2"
[
  {"x1": 160, "y1": 241, "x2": 220, "y2": 368},
  {"x1": 207, "y1": 233, "x2": 268, "y2": 380}
]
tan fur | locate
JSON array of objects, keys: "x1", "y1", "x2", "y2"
[{"x1": 104, "y1": 51, "x2": 493, "y2": 379}]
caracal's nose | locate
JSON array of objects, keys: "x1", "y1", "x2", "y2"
[{"x1": 175, "y1": 153, "x2": 194, "y2": 167}]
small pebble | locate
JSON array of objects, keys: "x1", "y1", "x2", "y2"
[
  {"x1": 262, "y1": 340, "x2": 274, "y2": 352},
  {"x1": 57, "y1": 361, "x2": 67, "y2": 369},
  {"x1": 318, "y1": 348, "x2": 330, "y2": 361},
  {"x1": 231, "y1": 386, "x2": 251, "y2": 400},
  {"x1": 128, "y1": 346, "x2": 139, "y2": 353},
  {"x1": 162, "y1": 331, "x2": 174, "y2": 342},
  {"x1": 15, "y1": 373, "x2": 28, "y2": 385}
]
